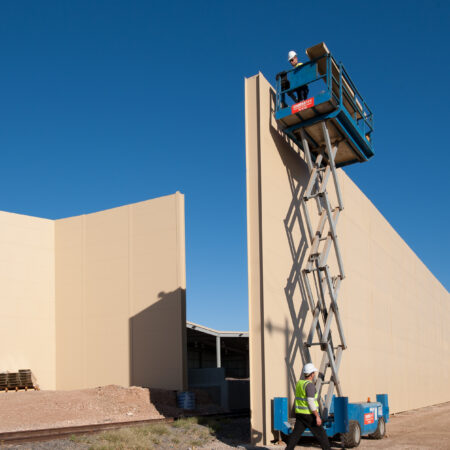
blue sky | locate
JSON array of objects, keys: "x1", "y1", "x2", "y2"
[{"x1": 0, "y1": 1, "x2": 448, "y2": 331}]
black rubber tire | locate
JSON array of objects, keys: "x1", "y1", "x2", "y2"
[
  {"x1": 369, "y1": 416, "x2": 386, "y2": 439},
  {"x1": 341, "y1": 420, "x2": 361, "y2": 448}
]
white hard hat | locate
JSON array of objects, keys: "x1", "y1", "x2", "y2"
[
  {"x1": 303, "y1": 363, "x2": 318, "y2": 374},
  {"x1": 288, "y1": 50, "x2": 297, "y2": 61}
]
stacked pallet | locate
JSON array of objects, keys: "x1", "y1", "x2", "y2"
[
  {"x1": 7, "y1": 372, "x2": 20, "y2": 390},
  {"x1": 0, "y1": 372, "x2": 7, "y2": 390},
  {"x1": 19, "y1": 370, "x2": 34, "y2": 389},
  {"x1": 0, "y1": 370, "x2": 37, "y2": 392}
]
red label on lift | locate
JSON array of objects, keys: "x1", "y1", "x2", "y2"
[
  {"x1": 364, "y1": 413, "x2": 374, "y2": 424},
  {"x1": 291, "y1": 98, "x2": 314, "y2": 114}
]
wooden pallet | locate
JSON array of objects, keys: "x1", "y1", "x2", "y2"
[
  {"x1": 0, "y1": 370, "x2": 38, "y2": 392},
  {"x1": 0, "y1": 384, "x2": 38, "y2": 392}
]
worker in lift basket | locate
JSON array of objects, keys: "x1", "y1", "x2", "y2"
[
  {"x1": 288, "y1": 50, "x2": 309, "y2": 102},
  {"x1": 285, "y1": 363, "x2": 331, "y2": 450}
]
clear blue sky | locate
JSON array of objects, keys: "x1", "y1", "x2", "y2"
[{"x1": 0, "y1": 1, "x2": 448, "y2": 331}]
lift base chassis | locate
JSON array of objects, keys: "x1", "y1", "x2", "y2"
[{"x1": 274, "y1": 394, "x2": 389, "y2": 447}]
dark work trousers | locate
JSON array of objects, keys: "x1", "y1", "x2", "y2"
[
  {"x1": 289, "y1": 85, "x2": 309, "y2": 103},
  {"x1": 285, "y1": 413, "x2": 331, "y2": 450}
]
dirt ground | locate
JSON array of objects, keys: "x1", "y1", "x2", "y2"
[
  {"x1": 0, "y1": 385, "x2": 164, "y2": 432},
  {"x1": 0, "y1": 386, "x2": 450, "y2": 450},
  {"x1": 0, "y1": 385, "x2": 222, "y2": 433},
  {"x1": 350, "y1": 401, "x2": 450, "y2": 450},
  {"x1": 252, "y1": 401, "x2": 450, "y2": 450},
  {"x1": 3, "y1": 400, "x2": 450, "y2": 449}
]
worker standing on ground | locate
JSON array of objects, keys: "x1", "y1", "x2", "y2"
[
  {"x1": 285, "y1": 363, "x2": 331, "y2": 450},
  {"x1": 288, "y1": 50, "x2": 309, "y2": 102}
]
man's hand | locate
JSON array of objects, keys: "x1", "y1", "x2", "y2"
[{"x1": 313, "y1": 411, "x2": 322, "y2": 426}]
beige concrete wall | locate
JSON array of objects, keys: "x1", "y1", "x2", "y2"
[
  {"x1": 0, "y1": 212, "x2": 55, "y2": 389},
  {"x1": 55, "y1": 193, "x2": 187, "y2": 391},
  {"x1": 245, "y1": 73, "x2": 450, "y2": 444}
]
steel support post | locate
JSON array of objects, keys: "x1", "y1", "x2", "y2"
[{"x1": 216, "y1": 336, "x2": 221, "y2": 368}]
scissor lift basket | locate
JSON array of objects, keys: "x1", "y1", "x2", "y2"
[{"x1": 275, "y1": 43, "x2": 374, "y2": 168}]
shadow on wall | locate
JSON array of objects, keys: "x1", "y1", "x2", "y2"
[
  {"x1": 129, "y1": 288, "x2": 187, "y2": 390},
  {"x1": 267, "y1": 88, "x2": 311, "y2": 411}
]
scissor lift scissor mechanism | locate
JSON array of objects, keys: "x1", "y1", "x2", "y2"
[{"x1": 300, "y1": 121, "x2": 347, "y2": 420}]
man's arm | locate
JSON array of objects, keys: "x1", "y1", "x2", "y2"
[{"x1": 305, "y1": 383, "x2": 322, "y2": 426}]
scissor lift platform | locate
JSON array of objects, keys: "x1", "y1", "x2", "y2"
[{"x1": 275, "y1": 43, "x2": 374, "y2": 167}]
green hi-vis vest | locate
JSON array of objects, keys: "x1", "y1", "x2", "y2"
[{"x1": 295, "y1": 380, "x2": 319, "y2": 414}]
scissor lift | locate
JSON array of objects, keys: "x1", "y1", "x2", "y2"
[{"x1": 272, "y1": 43, "x2": 389, "y2": 447}]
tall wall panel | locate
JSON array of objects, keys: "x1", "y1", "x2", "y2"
[
  {"x1": 245, "y1": 73, "x2": 450, "y2": 445},
  {"x1": 55, "y1": 193, "x2": 187, "y2": 391},
  {"x1": 0, "y1": 212, "x2": 55, "y2": 389}
]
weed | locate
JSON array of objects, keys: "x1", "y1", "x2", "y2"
[
  {"x1": 88, "y1": 445, "x2": 110, "y2": 450},
  {"x1": 102, "y1": 432, "x2": 122, "y2": 443},
  {"x1": 172, "y1": 417, "x2": 198, "y2": 429},
  {"x1": 84, "y1": 426, "x2": 158, "y2": 449},
  {"x1": 72, "y1": 417, "x2": 224, "y2": 449},
  {"x1": 69, "y1": 434, "x2": 84, "y2": 443},
  {"x1": 197, "y1": 417, "x2": 224, "y2": 434},
  {"x1": 133, "y1": 425, "x2": 150, "y2": 437},
  {"x1": 198, "y1": 429, "x2": 212, "y2": 439},
  {"x1": 147, "y1": 423, "x2": 169, "y2": 435}
]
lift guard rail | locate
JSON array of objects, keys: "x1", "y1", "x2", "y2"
[{"x1": 275, "y1": 51, "x2": 374, "y2": 166}]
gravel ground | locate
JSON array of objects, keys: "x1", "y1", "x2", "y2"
[
  {"x1": 4, "y1": 440, "x2": 87, "y2": 450},
  {"x1": 3, "y1": 402, "x2": 449, "y2": 449},
  {"x1": 2, "y1": 417, "x2": 250, "y2": 450}
]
